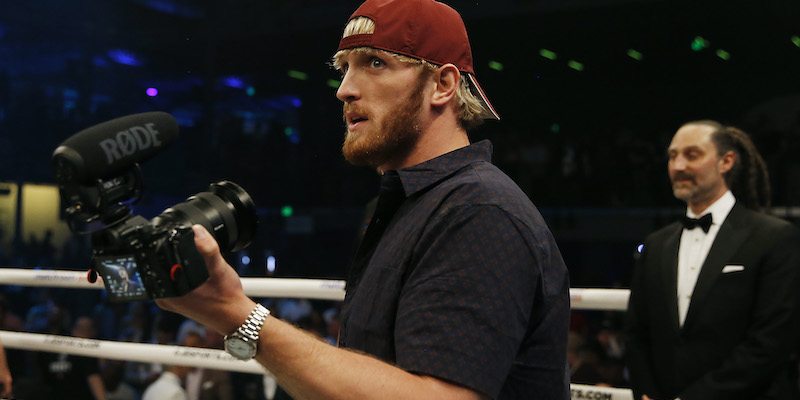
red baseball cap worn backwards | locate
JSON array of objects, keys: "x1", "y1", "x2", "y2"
[{"x1": 337, "y1": 0, "x2": 500, "y2": 120}]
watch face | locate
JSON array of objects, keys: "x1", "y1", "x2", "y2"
[{"x1": 226, "y1": 337, "x2": 255, "y2": 359}]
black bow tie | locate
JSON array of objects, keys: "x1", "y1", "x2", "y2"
[{"x1": 682, "y1": 213, "x2": 713, "y2": 233}]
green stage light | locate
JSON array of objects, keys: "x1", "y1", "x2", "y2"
[
  {"x1": 327, "y1": 79, "x2": 341, "y2": 88},
  {"x1": 288, "y1": 70, "x2": 308, "y2": 80},
  {"x1": 691, "y1": 36, "x2": 709, "y2": 51},
  {"x1": 488, "y1": 61, "x2": 504, "y2": 71},
  {"x1": 715, "y1": 49, "x2": 730, "y2": 60},
  {"x1": 539, "y1": 49, "x2": 557, "y2": 60},
  {"x1": 627, "y1": 49, "x2": 643, "y2": 60},
  {"x1": 281, "y1": 206, "x2": 294, "y2": 217},
  {"x1": 792, "y1": 36, "x2": 800, "y2": 47},
  {"x1": 567, "y1": 60, "x2": 584, "y2": 71}
]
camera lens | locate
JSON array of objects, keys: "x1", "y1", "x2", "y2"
[{"x1": 152, "y1": 181, "x2": 257, "y2": 252}]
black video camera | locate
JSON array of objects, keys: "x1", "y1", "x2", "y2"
[{"x1": 52, "y1": 112, "x2": 258, "y2": 301}]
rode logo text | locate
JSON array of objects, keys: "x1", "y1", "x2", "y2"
[{"x1": 100, "y1": 123, "x2": 162, "y2": 164}]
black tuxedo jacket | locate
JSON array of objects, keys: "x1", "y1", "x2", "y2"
[{"x1": 625, "y1": 203, "x2": 800, "y2": 400}]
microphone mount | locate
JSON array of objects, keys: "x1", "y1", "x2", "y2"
[{"x1": 58, "y1": 165, "x2": 144, "y2": 234}]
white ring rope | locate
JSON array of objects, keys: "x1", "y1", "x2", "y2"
[
  {"x1": 569, "y1": 288, "x2": 630, "y2": 311},
  {"x1": 0, "y1": 268, "x2": 101, "y2": 289},
  {"x1": 0, "y1": 268, "x2": 630, "y2": 310},
  {"x1": 0, "y1": 330, "x2": 633, "y2": 400},
  {"x1": 0, "y1": 268, "x2": 347, "y2": 301},
  {"x1": 0, "y1": 268, "x2": 634, "y2": 398},
  {"x1": 0, "y1": 330, "x2": 265, "y2": 374}
]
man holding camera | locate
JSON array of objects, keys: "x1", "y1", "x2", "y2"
[{"x1": 158, "y1": 1, "x2": 570, "y2": 399}]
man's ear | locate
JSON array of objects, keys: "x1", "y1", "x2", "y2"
[
  {"x1": 430, "y1": 64, "x2": 460, "y2": 107},
  {"x1": 719, "y1": 150, "x2": 736, "y2": 174}
]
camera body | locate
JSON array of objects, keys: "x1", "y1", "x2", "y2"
[
  {"x1": 53, "y1": 113, "x2": 257, "y2": 301},
  {"x1": 74, "y1": 179, "x2": 257, "y2": 302},
  {"x1": 91, "y1": 216, "x2": 207, "y2": 301}
]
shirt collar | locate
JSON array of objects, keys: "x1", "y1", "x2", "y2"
[
  {"x1": 389, "y1": 140, "x2": 493, "y2": 197},
  {"x1": 687, "y1": 190, "x2": 736, "y2": 227}
]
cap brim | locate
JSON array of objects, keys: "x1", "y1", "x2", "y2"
[{"x1": 467, "y1": 73, "x2": 500, "y2": 120}]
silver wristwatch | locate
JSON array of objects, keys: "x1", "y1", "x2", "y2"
[{"x1": 224, "y1": 303, "x2": 270, "y2": 360}]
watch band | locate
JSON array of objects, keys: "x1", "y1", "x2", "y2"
[
  {"x1": 237, "y1": 303, "x2": 270, "y2": 340},
  {"x1": 225, "y1": 303, "x2": 270, "y2": 359}
]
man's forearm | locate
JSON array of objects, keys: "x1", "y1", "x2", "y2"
[
  {"x1": 159, "y1": 225, "x2": 487, "y2": 400},
  {"x1": 253, "y1": 307, "x2": 486, "y2": 400}
]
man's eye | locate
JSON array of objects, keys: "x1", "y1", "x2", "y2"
[{"x1": 370, "y1": 58, "x2": 385, "y2": 68}]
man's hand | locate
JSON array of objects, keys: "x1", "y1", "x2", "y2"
[{"x1": 156, "y1": 225, "x2": 256, "y2": 335}]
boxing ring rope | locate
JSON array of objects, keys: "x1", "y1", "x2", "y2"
[
  {"x1": 0, "y1": 268, "x2": 633, "y2": 399},
  {"x1": 0, "y1": 267, "x2": 347, "y2": 300},
  {"x1": 0, "y1": 330, "x2": 265, "y2": 375},
  {"x1": 0, "y1": 268, "x2": 630, "y2": 310}
]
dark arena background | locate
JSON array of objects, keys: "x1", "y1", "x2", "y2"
[{"x1": 0, "y1": 0, "x2": 798, "y2": 398}]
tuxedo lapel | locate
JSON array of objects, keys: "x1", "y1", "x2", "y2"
[
  {"x1": 682, "y1": 205, "x2": 750, "y2": 330},
  {"x1": 660, "y1": 223, "x2": 682, "y2": 332}
]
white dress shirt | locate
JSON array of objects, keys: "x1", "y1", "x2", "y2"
[
  {"x1": 185, "y1": 368, "x2": 203, "y2": 400},
  {"x1": 677, "y1": 190, "x2": 736, "y2": 327},
  {"x1": 142, "y1": 371, "x2": 187, "y2": 400}
]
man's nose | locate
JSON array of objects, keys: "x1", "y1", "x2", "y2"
[
  {"x1": 336, "y1": 70, "x2": 359, "y2": 103},
  {"x1": 671, "y1": 156, "x2": 687, "y2": 170}
]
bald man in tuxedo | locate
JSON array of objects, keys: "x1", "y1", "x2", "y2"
[{"x1": 625, "y1": 120, "x2": 800, "y2": 400}]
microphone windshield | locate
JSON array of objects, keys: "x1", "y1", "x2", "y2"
[{"x1": 53, "y1": 112, "x2": 179, "y2": 184}]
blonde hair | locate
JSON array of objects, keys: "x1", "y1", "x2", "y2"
[
  {"x1": 341, "y1": 15, "x2": 375, "y2": 38},
  {"x1": 333, "y1": 17, "x2": 486, "y2": 130}
]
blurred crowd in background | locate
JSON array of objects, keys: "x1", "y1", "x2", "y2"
[
  {"x1": 1, "y1": 0, "x2": 800, "y2": 394},
  {"x1": 2, "y1": 101, "x2": 800, "y2": 398}
]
